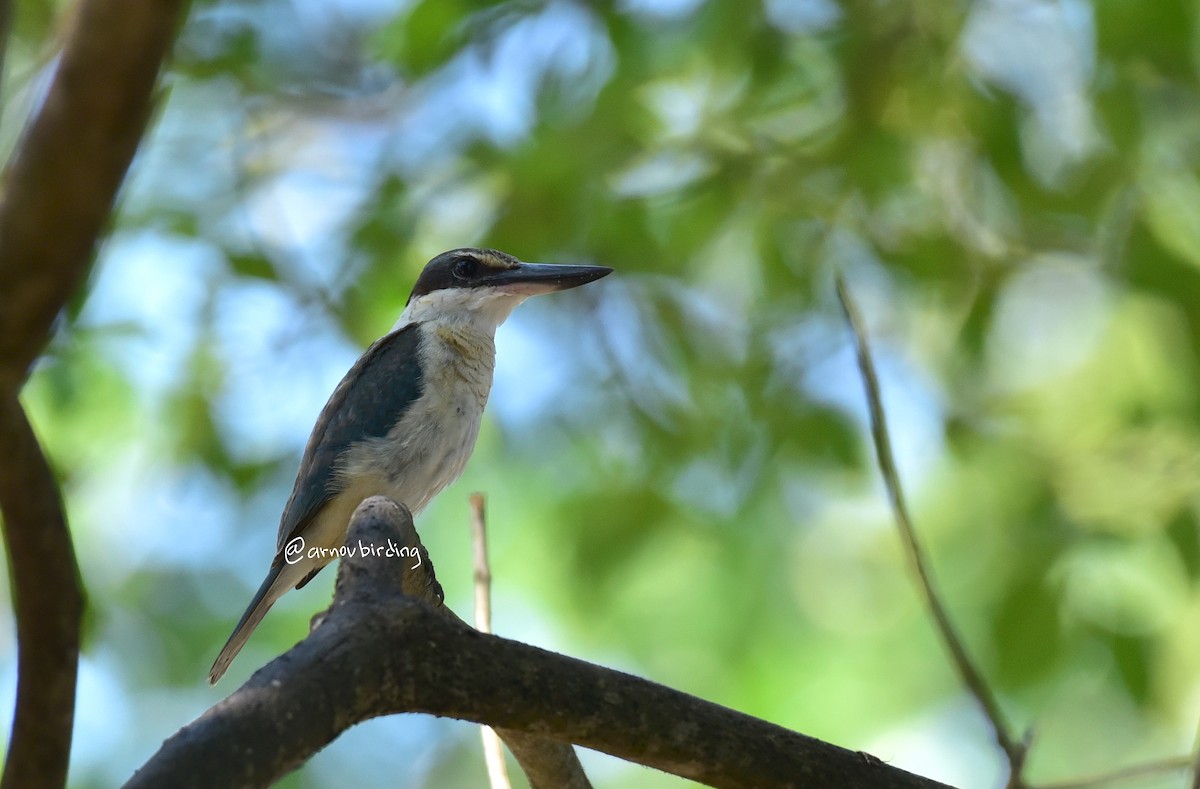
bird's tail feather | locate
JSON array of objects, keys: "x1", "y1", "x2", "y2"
[{"x1": 208, "y1": 562, "x2": 284, "y2": 684}]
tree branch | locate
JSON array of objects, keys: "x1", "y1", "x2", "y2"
[
  {"x1": 126, "y1": 497, "x2": 952, "y2": 789},
  {"x1": 835, "y1": 274, "x2": 1026, "y2": 784},
  {"x1": 0, "y1": 2, "x2": 186, "y2": 787},
  {"x1": 0, "y1": 395, "x2": 83, "y2": 789},
  {"x1": 0, "y1": 0, "x2": 186, "y2": 391}
]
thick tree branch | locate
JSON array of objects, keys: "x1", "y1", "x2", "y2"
[
  {"x1": 0, "y1": 2, "x2": 185, "y2": 788},
  {"x1": 126, "y1": 497, "x2": 952, "y2": 789},
  {"x1": 0, "y1": 395, "x2": 83, "y2": 789},
  {"x1": 0, "y1": 0, "x2": 186, "y2": 391},
  {"x1": 492, "y1": 730, "x2": 590, "y2": 789}
]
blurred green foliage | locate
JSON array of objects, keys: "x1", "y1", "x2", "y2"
[{"x1": 5, "y1": 0, "x2": 1200, "y2": 786}]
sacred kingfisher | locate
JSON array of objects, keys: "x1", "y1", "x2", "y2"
[{"x1": 208, "y1": 248, "x2": 611, "y2": 683}]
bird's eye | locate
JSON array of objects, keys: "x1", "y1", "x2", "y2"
[{"x1": 451, "y1": 257, "x2": 478, "y2": 280}]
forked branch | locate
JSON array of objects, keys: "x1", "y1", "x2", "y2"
[{"x1": 126, "y1": 496, "x2": 951, "y2": 789}]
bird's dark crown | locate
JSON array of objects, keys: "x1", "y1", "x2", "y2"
[{"x1": 406, "y1": 248, "x2": 520, "y2": 304}]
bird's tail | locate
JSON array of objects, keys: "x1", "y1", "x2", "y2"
[{"x1": 208, "y1": 562, "x2": 284, "y2": 684}]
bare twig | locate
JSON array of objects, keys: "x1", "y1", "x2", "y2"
[
  {"x1": 834, "y1": 274, "x2": 1027, "y2": 784},
  {"x1": 467, "y1": 493, "x2": 591, "y2": 789},
  {"x1": 127, "y1": 496, "x2": 951, "y2": 789},
  {"x1": 471, "y1": 492, "x2": 496, "y2": 635},
  {"x1": 1038, "y1": 755, "x2": 1190, "y2": 789},
  {"x1": 470, "y1": 493, "x2": 512, "y2": 789},
  {"x1": 1191, "y1": 712, "x2": 1200, "y2": 789}
]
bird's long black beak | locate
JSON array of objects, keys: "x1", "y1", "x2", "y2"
[{"x1": 488, "y1": 262, "x2": 612, "y2": 295}]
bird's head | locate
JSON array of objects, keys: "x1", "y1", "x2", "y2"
[{"x1": 395, "y1": 248, "x2": 612, "y2": 331}]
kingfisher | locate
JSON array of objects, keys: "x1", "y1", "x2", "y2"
[{"x1": 208, "y1": 248, "x2": 611, "y2": 683}]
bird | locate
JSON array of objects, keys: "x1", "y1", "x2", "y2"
[{"x1": 208, "y1": 248, "x2": 611, "y2": 683}]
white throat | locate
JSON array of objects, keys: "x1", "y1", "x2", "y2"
[{"x1": 392, "y1": 288, "x2": 529, "y2": 334}]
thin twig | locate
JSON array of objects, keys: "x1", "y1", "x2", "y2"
[
  {"x1": 1191, "y1": 711, "x2": 1200, "y2": 789},
  {"x1": 1038, "y1": 755, "x2": 1190, "y2": 789},
  {"x1": 0, "y1": 0, "x2": 12, "y2": 131},
  {"x1": 471, "y1": 493, "x2": 496, "y2": 635},
  {"x1": 834, "y1": 274, "x2": 1028, "y2": 784},
  {"x1": 470, "y1": 493, "x2": 511, "y2": 789}
]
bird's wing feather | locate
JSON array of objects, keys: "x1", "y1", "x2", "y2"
[{"x1": 275, "y1": 324, "x2": 425, "y2": 553}]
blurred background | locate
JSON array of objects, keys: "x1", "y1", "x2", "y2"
[{"x1": 4, "y1": 0, "x2": 1200, "y2": 786}]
